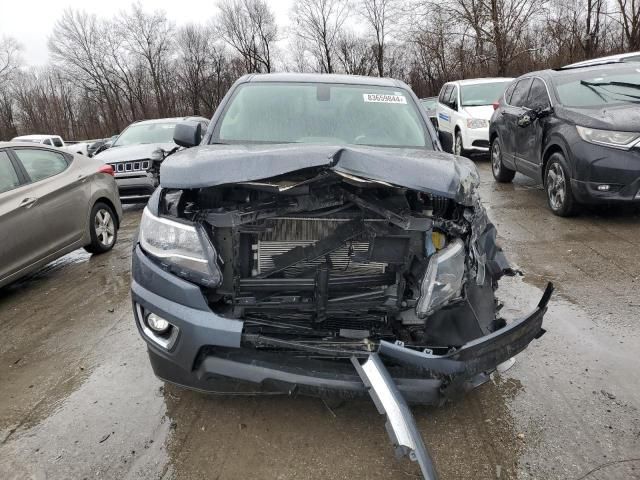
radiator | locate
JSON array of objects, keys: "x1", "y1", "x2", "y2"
[{"x1": 253, "y1": 240, "x2": 386, "y2": 277}]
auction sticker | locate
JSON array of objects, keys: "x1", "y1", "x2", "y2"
[{"x1": 363, "y1": 93, "x2": 407, "y2": 104}]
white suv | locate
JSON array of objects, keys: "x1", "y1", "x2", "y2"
[{"x1": 436, "y1": 78, "x2": 513, "y2": 156}]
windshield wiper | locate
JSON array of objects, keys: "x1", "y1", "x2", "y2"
[
  {"x1": 579, "y1": 80, "x2": 640, "y2": 101},
  {"x1": 579, "y1": 80, "x2": 608, "y2": 101},
  {"x1": 581, "y1": 79, "x2": 640, "y2": 90}
]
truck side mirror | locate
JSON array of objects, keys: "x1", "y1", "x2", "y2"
[{"x1": 173, "y1": 121, "x2": 202, "y2": 148}]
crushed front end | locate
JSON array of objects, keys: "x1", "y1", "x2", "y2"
[{"x1": 131, "y1": 147, "x2": 550, "y2": 406}]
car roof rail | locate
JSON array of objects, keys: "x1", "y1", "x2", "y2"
[{"x1": 555, "y1": 60, "x2": 626, "y2": 71}]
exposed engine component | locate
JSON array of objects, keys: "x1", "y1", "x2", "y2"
[{"x1": 158, "y1": 165, "x2": 511, "y2": 352}]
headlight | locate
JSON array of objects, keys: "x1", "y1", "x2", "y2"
[
  {"x1": 150, "y1": 148, "x2": 165, "y2": 161},
  {"x1": 466, "y1": 118, "x2": 489, "y2": 129},
  {"x1": 576, "y1": 126, "x2": 640, "y2": 149},
  {"x1": 139, "y1": 207, "x2": 222, "y2": 287},
  {"x1": 416, "y1": 239, "x2": 466, "y2": 318}
]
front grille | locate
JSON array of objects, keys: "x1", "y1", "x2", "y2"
[{"x1": 113, "y1": 160, "x2": 150, "y2": 174}]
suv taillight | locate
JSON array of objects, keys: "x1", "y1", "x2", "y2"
[
  {"x1": 98, "y1": 164, "x2": 114, "y2": 176},
  {"x1": 492, "y1": 101, "x2": 500, "y2": 110}
]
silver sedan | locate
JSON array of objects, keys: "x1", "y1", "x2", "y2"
[{"x1": 0, "y1": 142, "x2": 123, "y2": 288}]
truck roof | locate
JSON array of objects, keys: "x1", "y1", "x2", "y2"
[{"x1": 239, "y1": 72, "x2": 408, "y2": 88}]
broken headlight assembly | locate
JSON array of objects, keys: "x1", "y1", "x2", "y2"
[
  {"x1": 416, "y1": 239, "x2": 466, "y2": 318},
  {"x1": 139, "y1": 207, "x2": 222, "y2": 287}
]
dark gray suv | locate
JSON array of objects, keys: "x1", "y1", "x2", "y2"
[{"x1": 489, "y1": 63, "x2": 640, "y2": 216}]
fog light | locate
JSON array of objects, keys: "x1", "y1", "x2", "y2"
[
  {"x1": 597, "y1": 184, "x2": 610, "y2": 192},
  {"x1": 146, "y1": 313, "x2": 170, "y2": 333},
  {"x1": 135, "y1": 304, "x2": 180, "y2": 350}
]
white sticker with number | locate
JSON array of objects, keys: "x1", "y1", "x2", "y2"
[{"x1": 363, "y1": 93, "x2": 407, "y2": 104}]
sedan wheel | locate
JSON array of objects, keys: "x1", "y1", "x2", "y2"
[
  {"x1": 95, "y1": 209, "x2": 115, "y2": 248},
  {"x1": 85, "y1": 202, "x2": 118, "y2": 254}
]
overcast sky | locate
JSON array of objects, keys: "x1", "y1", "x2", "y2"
[{"x1": 1, "y1": 0, "x2": 294, "y2": 66}]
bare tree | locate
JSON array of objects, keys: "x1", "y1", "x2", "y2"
[
  {"x1": 336, "y1": 30, "x2": 376, "y2": 75},
  {"x1": 447, "y1": 0, "x2": 546, "y2": 75},
  {"x1": 292, "y1": 0, "x2": 350, "y2": 73},
  {"x1": 581, "y1": 0, "x2": 607, "y2": 56},
  {"x1": 288, "y1": 37, "x2": 315, "y2": 72},
  {"x1": 120, "y1": 3, "x2": 176, "y2": 117},
  {"x1": 49, "y1": 9, "x2": 128, "y2": 132},
  {"x1": 616, "y1": 0, "x2": 640, "y2": 49},
  {"x1": 359, "y1": 0, "x2": 402, "y2": 76},
  {"x1": 216, "y1": 0, "x2": 277, "y2": 73},
  {"x1": 0, "y1": 36, "x2": 22, "y2": 87},
  {"x1": 4, "y1": 0, "x2": 639, "y2": 142},
  {"x1": 176, "y1": 24, "x2": 213, "y2": 115},
  {"x1": 0, "y1": 37, "x2": 21, "y2": 140}
]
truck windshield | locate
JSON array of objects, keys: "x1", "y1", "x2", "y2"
[
  {"x1": 460, "y1": 82, "x2": 511, "y2": 107},
  {"x1": 555, "y1": 66, "x2": 640, "y2": 107},
  {"x1": 112, "y1": 122, "x2": 177, "y2": 147},
  {"x1": 214, "y1": 83, "x2": 431, "y2": 149}
]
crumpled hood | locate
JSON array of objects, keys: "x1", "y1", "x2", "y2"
[
  {"x1": 462, "y1": 105, "x2": 494, "y2": 120},
  {"x1": 160, "y1": 144, "x2": 480, "y2": 206},
  {"x1": 95, "y1": 142, "x2": 175, "y2": 164}
]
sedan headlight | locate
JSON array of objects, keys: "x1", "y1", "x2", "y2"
[
  {"x1": 576, "y1": 126, "x2": 640, "y2": 149},
  {"x1": 139, "y1": 207, "x2": 222, "y2": 287},
  {"x1": 416, "y1": 239, "x2": 466, "y2": 318},
  {"x1": 466, "y1": 118, "x2": 489, "y2": 129}
]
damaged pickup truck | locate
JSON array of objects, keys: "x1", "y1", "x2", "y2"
[{"x1": 131, "y1": 74, "x2": 551, "y2": 479}]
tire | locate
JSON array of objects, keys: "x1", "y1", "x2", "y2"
[
  {"x1": 491, "y1": 136, "x2": 516, "y2": 183},
  {"x1": 453, "y1": 130, "x2": 466, "y2": 157},
  {"x1": 84, "y1": 202, "x2": 118, "y2": 254},
  {"x1": 544, "y1": 153, "x2": 579, "y2": 217}
]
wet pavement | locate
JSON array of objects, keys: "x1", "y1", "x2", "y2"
[{"x1": 1, "y1": 161, "x2": 639, "y2": 480}]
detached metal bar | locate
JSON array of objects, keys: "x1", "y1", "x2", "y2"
[{"x1": 352, "y1": 354, "x2": 439, "y2": 480}]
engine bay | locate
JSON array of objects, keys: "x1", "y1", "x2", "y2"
[{"x1": 158, "y1": 166, "x2": 511, "y2": 354}]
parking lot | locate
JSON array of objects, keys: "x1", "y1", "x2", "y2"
[{"x1": 0, "y1": 158, "x2": 638, "y2": 480}]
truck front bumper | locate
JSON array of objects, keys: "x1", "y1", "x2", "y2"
[{"x1": 131, "y1": 245, "x2": 551, "y2": 405}]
